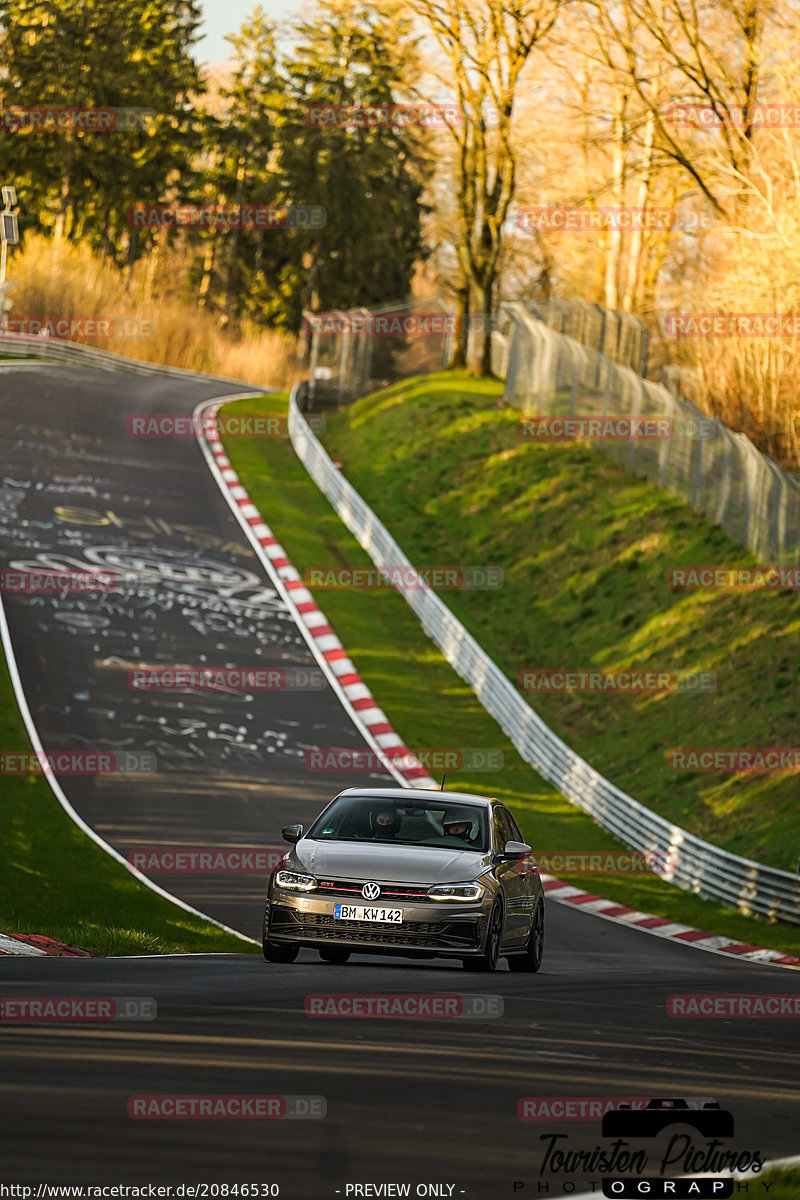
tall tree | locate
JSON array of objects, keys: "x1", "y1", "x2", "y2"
[
  {"x1": 407, "y1": 0, "x2": 563, "y2": 375},
  {"x1": 273, "y1": 0, "x2": 431, "y2": 332},
  {"x1": 194, "y1": 8, "x2": 282, "y2": 319},
  {"x1": 0, "y1": 0, "x2": 203, "y2": 262},
  {"x1": 586, "y1": 0, "x2": 776, "y2": 217}
]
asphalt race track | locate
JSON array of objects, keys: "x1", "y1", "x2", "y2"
[
  {"x1": 1, "y1": 364, "x2": 798, "y2": 1198},
  {"x1": 0, "y1": 364, "x2": 398, "y2": 929}
]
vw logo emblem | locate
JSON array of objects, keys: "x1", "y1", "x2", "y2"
[{"x1": 362, "y1": 882, "x2": 381, "y2": 901}]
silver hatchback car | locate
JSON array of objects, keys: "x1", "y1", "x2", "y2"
[{"x1": 262, "y1": 787, "x2": 544, "y2": 972}]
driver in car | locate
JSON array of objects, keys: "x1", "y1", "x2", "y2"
[
  {"x1": 369, "y1": 807, "x2": 402, "y2": 839},
  {"x1": 442, "y1": 807, "x2": 482, "y2": 848}
]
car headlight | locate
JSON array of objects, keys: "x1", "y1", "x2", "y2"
[
  {"x1": 427, "y1": 881, "x2": 485, "y2": 902},
  {"x1": 275, "y1": 869, "x2": 318, "y2": 892}
]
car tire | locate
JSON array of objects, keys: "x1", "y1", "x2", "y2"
[
  {"x1": 507, "y1": 900, "x2": 544, "y2": 973},
  {"x1": 262, "y1": 939, "x2": 299, "y2": 963},
  {"x1": 462, "y1": 898, "x2": 504, "y2": 972},
  {"x1": 318, "y1": 947, "x2": 352, "y2": 964}
]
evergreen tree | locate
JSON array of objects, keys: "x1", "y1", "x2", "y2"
[
  {"x1": 193, "y1": 8, "x2": 284, "y2": 320},
  {"x1": 273, "y1": 0, "x2": 431, "y2": 330},
  {"x1": 0, "y1": 0, "x2": 204, "y2": 263}
]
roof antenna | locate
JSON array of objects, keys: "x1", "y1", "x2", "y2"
[{"x1": 440, "y1": 772, "x2": 446, "y2": 791}]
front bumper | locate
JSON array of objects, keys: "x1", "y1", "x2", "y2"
[{"x1": 265, "y1": 890, "x2": 492, "y2": 957}]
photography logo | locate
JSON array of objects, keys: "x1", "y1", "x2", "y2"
[
  {"x1": 601, "y1": 1097, "x2": 734, "y2": 1139},
  {"x1": 514, "y1": 1096, "x2": 762, "y2": 1198},
  {"x1": 599, "y1": 1098, "x2": 752, "y2": 1197}
]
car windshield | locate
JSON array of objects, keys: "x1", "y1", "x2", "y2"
[{"x1": 306, "y1": 795, "x2": 489, "y2": 852}]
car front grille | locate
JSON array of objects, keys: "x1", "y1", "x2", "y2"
[
  {"x1": 285, "y1": 911, "x2": 443, "y2": 947},
  {"x1": 269, "y1": 908, "x2": 478, "y2": 950},
  {"x1": 316, "y1": 879, "x2": 431, "y2": 902}
]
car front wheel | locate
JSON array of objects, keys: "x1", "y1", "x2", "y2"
[
  {"x1": 262, "y1": 939, "x2": 299, "y2": 963},
  {"x1": 508, "y1": 900, "x2": 544, "y2": 973},
  {"x1": 319, "y1": 947, "x2": 351, "y2": 964},
  {"x1": 462, "y1": 898, "x2": 503, "y2": 972}
]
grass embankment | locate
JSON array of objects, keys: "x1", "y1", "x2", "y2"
[
  {"x1": 322, "y1": 373, "x2": 800, "y2": 870},
  {"x1": 223, "y1": 389, "x2": 800, "y2": 956},
  {"x1": 754, "y1": 1168, "x2": 800, "y2": 1197},
  {"x1": 0, "y1": 636, "x2": 255, "y2": 956}
]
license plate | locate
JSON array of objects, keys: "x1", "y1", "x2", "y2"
[{"x1": 334, "y1": 904, "x2": 403, "y2": 923}]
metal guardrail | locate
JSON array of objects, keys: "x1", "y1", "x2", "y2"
[
  {"x1": 288, "y1": 386, "x2": 800, "y2": 925},
  {"x1": 0, "y1": 330, "x2": 266, "y2": 388}
]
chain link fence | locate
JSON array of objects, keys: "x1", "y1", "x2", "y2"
[
  {"x1": 301, "y1": 293, "x2": 799, "y2": 565},
  {"x1": 303, "y1": 294, "x2": 648, "y2": 407},
  {"x1": 305, "y1": 298, "x2": 454, "y2": 406},
  {"x1": 503, "y1": 303, "x2": 800, "y2": 566},
  {"x1": 525, "y1": 296, "x2": 650, "y2": 375}
]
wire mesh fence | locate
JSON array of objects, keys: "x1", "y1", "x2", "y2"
[
  {"x1": 525, "y1": 296, "x2": 650, "y2": 375},
  {"x1": 503, "y1": 303, "x2": 800, "y2": 566},
  {"x1": 302, "y1": 293, "x2": 799, "y2": 565},
  {"x1": 303, "y1": 294, "x2": 647, "y2": 409},
  {"x1": 305, "y1": 298, "x2": 454, "y2": 406}
]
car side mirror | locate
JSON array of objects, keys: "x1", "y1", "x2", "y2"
[
  {"x1": 282, "y1": 824, "x2": 304, "y2": 844},
  {"x1": 496, "y1": 839, "x2": 532, "y2": 861}
]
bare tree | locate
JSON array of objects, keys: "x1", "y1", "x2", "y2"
[
  {"x1": 407, "y1": 0, "x2": 563, "y2": 375},
  {"x1": 587, "y1": 0, "x2": 779, "y2": 216}
]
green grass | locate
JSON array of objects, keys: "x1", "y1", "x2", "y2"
[
  {"x1": 755, "y1": 1168, "x2": 800, "y2": 1197},
  {"x1": 222, "y1": 389, "x2": 800, "y2": 956},
  {"x1": 320, "y1": 373, "x2": 800, "y2": 872},
  {"x1": 0, "y1": 632, "x2": 256, "y2": 957}
]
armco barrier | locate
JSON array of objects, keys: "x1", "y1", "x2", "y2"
[
  {"x1": 288, "y1": 387, "x2": 800, "y2": 925},
  {"x1": 0, "y1": 330, "x2": 265, "y2": 388}
]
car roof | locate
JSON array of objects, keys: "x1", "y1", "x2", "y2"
[{"x1": 336, "y1": 787, "x2": 495, "y2": 808}]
